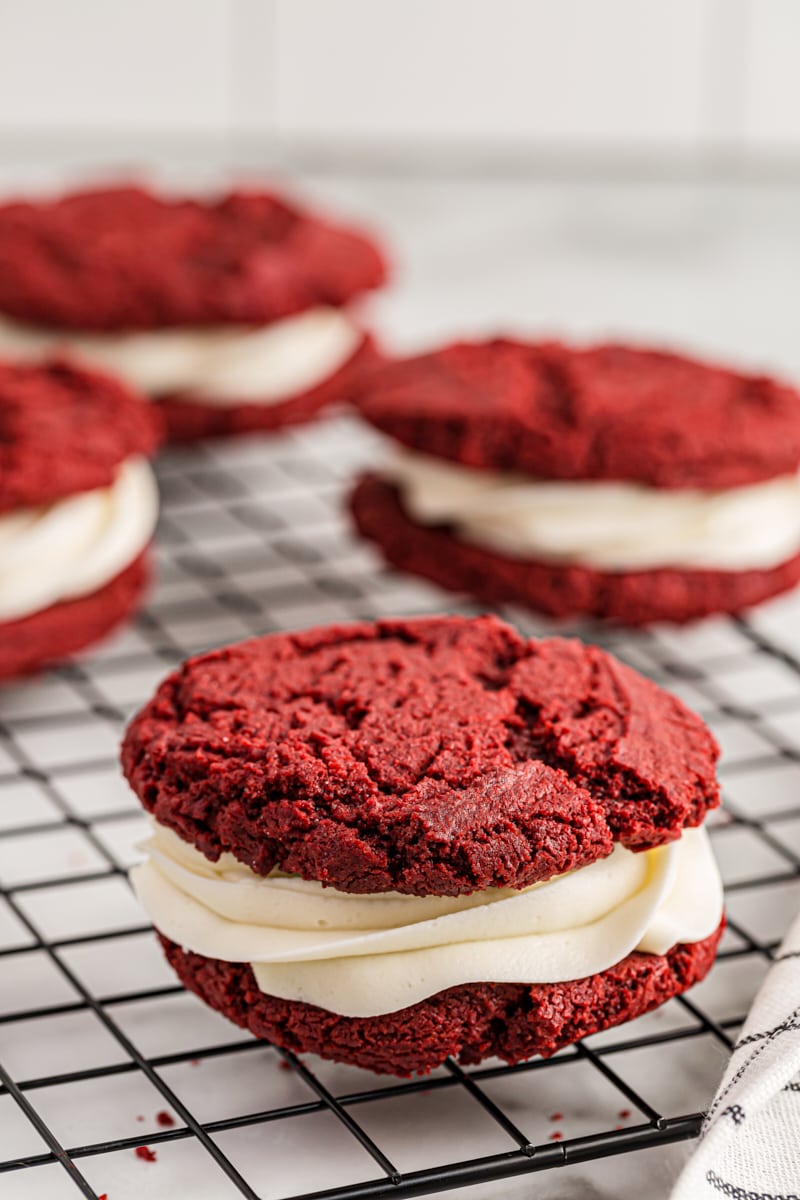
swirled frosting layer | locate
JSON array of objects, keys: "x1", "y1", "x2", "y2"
[
  {"x1": 0, "y1": 457, "x2": 158, "y2": 621},
  {"x1": 382, "y1": 450, "x2": 800, "y2": 571},
  {"x1": 0, "y1": 307, "x2": 360, "y2": 405},
  {"x1": 132, "y1": 822, "x2": 723, "y2": 1018}
]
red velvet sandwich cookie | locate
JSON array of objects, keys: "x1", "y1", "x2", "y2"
[
  {"x1": 125, "y1": 615, "x2": 724, "y2": 1076},
  {"x1": 351, "y1": 339, "x2": 800, "y2": 624},
  {"x1": 0, "y1": 185, "x2": 387, "y2": 442},
  {"x1": 0, "y1": 359, "x2": 161, "y2": 679}
]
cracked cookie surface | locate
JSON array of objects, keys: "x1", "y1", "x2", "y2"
[
  {"x1": 0, "y1": 185, "x2": 387, "y2": 331},
  {"x1": 355, "y1": 339, "x2": 800, "y2": 489},
  {"x1": 0, "y1": 359, "x2": 161, "y2": 513},
  {"x1": 122, "y1": 615, "x2": 720, "y2": 895}
]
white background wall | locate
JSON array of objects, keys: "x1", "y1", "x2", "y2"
[{"x1": 1, "y1": 0, "x2": 800, "y2": 167}]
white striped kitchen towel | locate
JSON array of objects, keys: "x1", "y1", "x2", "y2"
[{"x1": 672, "y1": 912, "x2": 800, "y2": 1198}]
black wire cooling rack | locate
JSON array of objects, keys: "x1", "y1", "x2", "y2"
[{"x1": 1, "y1": 415, "x2": 799, "y2": 1200}]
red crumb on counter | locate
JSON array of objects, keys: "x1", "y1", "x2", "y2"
[
  {"x1": 155, "y1": 1110, "x2": 175, "y2": 1127},
  {"x1": 549, "y1": 1131, "x2": 563, "y2": 1141},
  {"x1": 549, "y1": 1112, "x2": 563, "y2": 1122},
  {"x1": 618, "y1": 1109, "x2": 632, "y2": 1119},
  {"x1": 134, "y1": 1146, "x2": 157, "y2": 1163}
]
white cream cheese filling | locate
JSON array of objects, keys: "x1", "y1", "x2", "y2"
[
  {"x1": 131, "y1": 822, "x2": 723, "y2": 1018},
  {"x1": 0, "y1": 307, "x2": 361, "y2": 406},
  {"x1": 0, "y1": 456, "x2": 158, "y2": 622},
  {"x1": 381, "y1": 450, "x2": 800, "y2": 572}
]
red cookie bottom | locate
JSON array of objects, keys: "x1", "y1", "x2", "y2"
[
  {"x1": 159, "y1": 919, "x2": 723, "y2": 1077},
  {"x1": 351, "y1": 476, "x2": 800, "y2": 626},
  {"x1": 0, "y1": 551, "x2": 151, "y2": 681},
  {"x1": 158, "y1": 335, "x2": 382, "y2": 443}
]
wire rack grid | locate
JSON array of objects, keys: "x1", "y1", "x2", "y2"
[{"x1": 0, "y1": 414, "x2": 799, "y2": 1200}]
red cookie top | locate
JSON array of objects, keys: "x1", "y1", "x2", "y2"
[
  {"x1": 0, "y1": 359, "x2": 161, "y2": 514},
  {"x1": 0, "y1": 185, "x2": 388, "y2": 331},
  {"x1": 357, "y1": 339, "x2": 800, "y2": 490},
  {"x1": 122, "y1": 615, "x2": 720, "y2": 896}
]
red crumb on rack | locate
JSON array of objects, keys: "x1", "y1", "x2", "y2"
[
  {"x1": 549, "y1": 1112, "x2": 563, "y2": 1122},
  {"x1": 155, "y1": 1110, "x2": 175, "y2": 1127},
  {"x1": 549, "y1": 1131, "x2": 563, "y2": 1141},
  {"x1": 134, "y1": 1146, "x2": 157, "y2": 1163},
  {"x1": 618, "y1": 1109, "x2": 632, "y2": 1119}
]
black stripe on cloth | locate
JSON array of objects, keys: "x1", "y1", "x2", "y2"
[
  {"x1": 705, "y1": 1006, "x2": 800, "y2": 1126},
  {"x1": 705, "y1": 1169, "x2": 800, "y2": 1199},
  {"x1": 735, "y1": 1020, "x2": 800, "y2": 1051}
]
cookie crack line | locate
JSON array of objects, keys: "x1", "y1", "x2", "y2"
[
  {"x1": 121, "y1": 615, "x2": 720, "y2": 896},
  {"x1": 502, "y1": 699, "x2": 693, "y2": 846}
]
